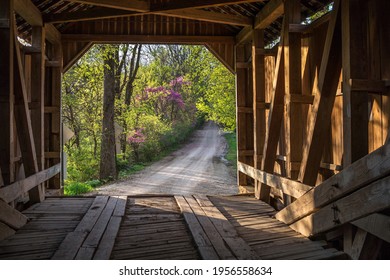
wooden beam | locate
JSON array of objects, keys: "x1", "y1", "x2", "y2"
[
  {"x1": 44, "y1": 7, "x2": 136, "y2": 23},
  {"x1": 236, "y1": 0, "x2": 284, "y2": 45},
  {"x1": 352, "y1": 214, "x2": 390, "y2": 244},
  {"x1": 259, "y1": 18, "x2": 285, "y2": 203},
  {"x1": 252, "y1": 29, "x2": 266, "y2": 197},
  {"x1": 45, "y1": 7, "x2": 252, "y2": 26},
  {"x1": 235, "y1": 45, "x2": 253, "y2": 187},
  {"x1": 65, "y1": 0, "x2": 149, "y2": 12},
  {"x1": 14, "y1": 30, "x2": 43, "y2": 202},
  {"x1": 238, "y1": 162, "x2": 312, "y2": 199},
  {"x1": 236, "y1": 26, "x2": 253, "y2": 45},
  {"x1": 289, "y1": 175, "x2": 390, "y2": 237},
  {"x1": 47, "y1": 40, "x2": 62, "y2": 190},
  {"x1": 283, "y1": 0, "x2": 302, "y2": 180},
  {"x1": 0, "y1": 163, "x2": 60, "y2": 204},
  {"x1": 45, "y1": 24, "x2": 61, "y2": 45},
  {"x1": 45, "y1": 152, "x2": 60, "y2": 159},
  {"x1": 0, "y1": 200, "x2": 28, "y2": 230},
  {"x1": 160, "y1": 9, "x2": 252, "y2": 26},
  {"x1": 205, "y1": 43, "x2": 235, "y2": 74},
  {"x1": 350, "y1": 228, "x2": 368, "y2": 260},
  {"x1": 289, "y1": 13, "x2": 332, "y2": 35},
  {"x1": 62, "y1": 34, "x2": 234, "y2": 44},
  {"x1": 254, "y1": 0, "x2": 284, "y2": 29},
  {"x1": 285, "y1": 94, "x2": 314, "y2": 104},
  {"x1": 31, "y1": 26, "x2": 45, "y2": 172},
  {"x1": 276, "y1": 140, "x2": 390, "y2": 226},
  {"x1": 0, "y1": 167, "x2": 4, "y2": 187},
  {"x1": 0, "y1": 0, "x2": 14, "y2": 185},
  {"x1": 150, "y1": 0, "x2": 261, "y2": 12},
  {"x1": 343, "y1": 224, "x2": 353, "y2": 256},
  {"x1": 0, "y1": 222, "x2": 15, "y2": 241},
  {"x1": 63, "y1": 42, "x2": 93, "y2": 73},
  {"x1": 298, "y1": 0, "x2": 342, "y2": 185},
  {"x1": 349, "y1": 79, "x2": 390, "y2": 94},
  {"x1": 14, "y1": 0, "x2": 43, "y2": 26},
  {"x1": 342, "y1": 0, "x2": 369, "y2": 166}
]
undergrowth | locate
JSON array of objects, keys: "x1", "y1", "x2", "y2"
[{"x1": 223, "y1": 132, "x2": 237, "y2": 170}]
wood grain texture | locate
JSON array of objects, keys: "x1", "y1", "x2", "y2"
[
  {"x1": 289, "y1": 175, "x2": 390, "y2": 237},
  {"x1": 276, "y1": 141, "x2": 390, "y2": 225}
]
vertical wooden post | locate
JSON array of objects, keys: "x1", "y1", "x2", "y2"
[
  {"x1": 30, "y1": 26, "x2": 46, "y2": 200},
  {"x1": 236, "y1": 45, "x2": 253, "y2": 189},
  {"x1": 298, "y1": 1, "x2": 342, "y2": 186},
  {"x1": 252, "y1": 30, "x2": 266, "y2": 198},
  {"x1": 0, "y1": 0, "x2": 15, "y2": 186},
  {"x1": 31, "y1": 27, "x2": 45, "y2": 171},
  {"x1": 259, "y1": 21, "x2": 285, "y2": 203},
  {"x1": 342, "y1": 0, "x2": 369, "y2": 166},
  {"x1": 14, "y1": 26, "x2": 42, "y2": 202},
  {"x1": 283, "y1": 0, "x2": 302, "y2": 181},
  {"x1": 47, "y1": 40, "x2": 63, "y2": 191}
]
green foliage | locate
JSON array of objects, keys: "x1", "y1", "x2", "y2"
[
  {"x1": 64, "y1": 182, "x2": 94, "y2": 196},
  {"x1": 223, "y1": 132, "x2": 237, "y2": 170},
  {"x1": 66, "y1": 148, "x2": 100, "y2": 182},
  {"x1": 62, "y1": 44, "x2": 236, "y2": 187}
]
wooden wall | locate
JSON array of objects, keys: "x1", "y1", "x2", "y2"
[
  {"x1": 0, "y1": 0, "x2": 62, "y2": 239},
  {"x1": 236, "y1": 0, "x2": 390, "y2": 259}
]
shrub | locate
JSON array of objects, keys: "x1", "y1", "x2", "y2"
[{"x1": 64, "y1": 182, "x2": 93, "y2": 196}]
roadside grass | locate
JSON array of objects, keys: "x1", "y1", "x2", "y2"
[{"x1": 223, "y1": 132, "x2": 237, "y2": 170}]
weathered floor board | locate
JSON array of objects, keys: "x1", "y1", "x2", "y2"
[
  {"x1": 0, "y1": 194, "x2": 346, "y2": 260},
  {"x1": 209, "y1": 195, "x2": 347, "y2": 260},
  {"x1": 0, "y1": 197, "x2": 94, "y2": 259},
  {"x1": 110, "y1": 196, "x2": 200, "y2": 260}
]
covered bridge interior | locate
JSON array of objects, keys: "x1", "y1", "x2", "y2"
[{"x1": 0, "y1": 0, "x2": 389, "y2": 259}]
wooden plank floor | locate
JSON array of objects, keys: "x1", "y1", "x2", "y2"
[
  {"x1": 0, "y1": 197, "x2": 94, "y2": 259},
  {"x1": 110, "y1": 196, "x2": 199, "y2": 260},
  {"x1": 0, "y1": 194, "x2": 346, "y2": 260},
  {"x1": 209, "y1": 195, "x2": 347, "y2": 260}
]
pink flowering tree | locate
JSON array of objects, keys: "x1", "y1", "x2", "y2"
[
  {"x1": 127, "y1": 128, "x2": 146, "y2": 161},
  {"x1": 141, "y1": 76, "x2": 187, "y2": 122}
]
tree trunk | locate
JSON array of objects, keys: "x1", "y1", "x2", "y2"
[{"x1": 99, "y1": 49, "x2": 117, "y2": 180}]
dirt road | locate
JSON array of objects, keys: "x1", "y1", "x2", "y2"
[{"x1": 95, "y1": 122, "x2": 238, "y2": 196}]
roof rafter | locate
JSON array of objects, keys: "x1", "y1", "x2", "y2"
[
  {"x1": 44, "y1": 7, "x2": 252, "y2": 26},
  {"x1": 64, "y1": 0, "x2": 149, "y2": 12},
  {"x1": 236, "y1": 0, "x2": 284, "y2": 45},
  {"x1": 61, "y1": 34, "x2": 235, "y2": 44},
  {"x1": 149, "y1": 0, "x2": 264, "y2": 12}
]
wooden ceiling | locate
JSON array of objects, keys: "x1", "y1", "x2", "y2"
[{"x1": 15, "y1": 0, "x2": 332, "y2": 46}]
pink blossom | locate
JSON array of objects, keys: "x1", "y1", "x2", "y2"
[{"x1": 128, "y1": 129, "x2": 146, "y2": 143}]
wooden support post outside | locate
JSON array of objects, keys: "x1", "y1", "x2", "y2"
[
  {"x1": 252, "y1": 30, "x2": 266, "y2": 198},
  {"x1": 342, "y1": 0, "x2": 369, "y2": 166},
  {"x1": 0, "y1": 0, "x2": 15, "y2": 186}
]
